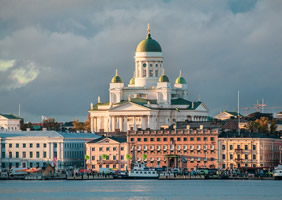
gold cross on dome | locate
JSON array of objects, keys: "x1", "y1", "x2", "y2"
[{"x1": 147, "y1": 24, "x2": 150, "y2": 34}]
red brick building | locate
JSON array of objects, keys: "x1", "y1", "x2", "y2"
[{"x1": 127, "y1": 128, "x2": 219, "y2": 171}]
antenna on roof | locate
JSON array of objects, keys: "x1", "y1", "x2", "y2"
[{"x1": 238, "y1": 90, "x2": 240, "y2": 136}]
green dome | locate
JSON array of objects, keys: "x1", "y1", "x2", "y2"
[
  {"x1": 129, "y1": 77, "x2": 135, "y2": 85},
  {"x1": 175, "y1": 76, "x2": 186, "y2": 84},
  {"x1": 158, "y1": 74, "x2": 169, "y2": 83},
  {"x1": 136, "y1": 34, "x2": 162, "y2": 52},
  {"x1": 111, "y1": 69, "x2": 123, "y2": 83}
]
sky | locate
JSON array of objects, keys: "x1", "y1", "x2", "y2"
[{"x1": 0, "y1": 0, "x2": 282, "y2": 123}]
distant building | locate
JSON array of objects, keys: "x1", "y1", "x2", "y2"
[
  {"x1": 0, "y1": 114, "x2": 21, "y2": 131},
  {"x1": 85, "y1": 136, "x2": 128, "y2": 172},
  {"x1": 246, "y1": 112, "x2": 273, "y2": 121},
  {"x1": 0, "y1": 131, "x2": 99, "y2": 169},
  {"x1": 218, "y1": 132, "x2": 282, "y2": 169},
  {"x1": 277, "y1": 112, "x2": 282, "y2": 120},
  {"x1": 127, "y1": 128, "x2": 219, "y2": 171},
  {"x1": 214, "y1": 111, "x2": 241, "y2": 121}
]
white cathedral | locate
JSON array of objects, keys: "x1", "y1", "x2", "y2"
[{"x1": 89, "y1": 25, "x2": 209, "y2": 133}]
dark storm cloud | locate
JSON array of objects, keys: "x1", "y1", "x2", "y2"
[{"x1": 0, "y1": 0, "x2": 281, "y2": 122}]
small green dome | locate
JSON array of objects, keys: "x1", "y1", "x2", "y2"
[
  {"x1": 175, "y1": 76, "x2": 186, "y2": 84},
  {"x1": 158, "y1": 73, "x2": 169, "y2": 83},
  {"x1": 111, "y1": 69, "x2": 123, "y2": 83},
  {"x1": 129, "y1": 77, "x2": 135, "y2": 85}
]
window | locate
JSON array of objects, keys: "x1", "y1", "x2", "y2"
[
  {"x1": 99, "y1": 165, "x2": 102, "y2": 168},
  {"x1": 121, "y1": 147, "x2": 124, "y2": 151},
  {"x1": 16, "y1": 143, "x2": 19, "y2": 148},
  {"x1": 2, "y1": 152, "x2": 5, "y2": 158},
  {"x1": 150, "y1": 138, "x2": 154, "y2": 142},
  {"x1": 245, "y1": 145, "x2": 248, "y2": 150},
  {"x1": 143, "y1": 70, "x2": 146, "y2": 77},
  {"x1": 237, "y1": 145, "x2": 240, "y2": 149},
  {"x1": 253, "y1": 145, "x2": 256, "y2": 150},
  {"x1": 30, "y1": 152, "x2": 33, "y2": 158},
  {"x1": 245, "y1": 154, "x2": 248, "y2": 160},
  {"x1": 253, "y1": 154, "x2": 256, "y2": 160},
  {"x1": 121, "y1": 155, "x2": 124, "y2": 160},
  {"x1": 9, "y1": 152, "x2": 12, "y2": 158},
  {"x1": 113, "y1": 155, "x2": 116, "y2": 160},
  {"x1": 137, "y1": 138, "x2": 141, "y2": 142},
  {"x1": 197, "y1": 137, "x2": 201, "y2": 141},
  {"x1": 113, "y1": 164, "x2": 116, "y2": 169},
  {"x1": 177, "y1": 138, "x2": 181, "y2": 142},
  {"x1": 92, "y1": 147, "x2": 95, "y2": 151},
  {"x1": 210, "y1": 137, "x2": 214, "y2": 141},
  {"x1": 36, "y1": 152, "x2": 40, "y2": 158},
  {"x1": 184, "y1": 137, "x2": 187, "y2": 141},
  {"x1": 113, "y1": 147, "x2": 117, "y2": 151},
  {"x1": 230, "y1": 145, "x2": 233, "y2": 150},
  {"x1": 190, "y1": 137, "x2": 194, "y2": 141},
  {"x1": 9, "y1": 144, "x2": 12, "y2": 148},
  {"x1": 106, "y1": 165, "x2": 109, "y2": 168},
  {"x1": 170, "y1": 138, "x2": 174, "y2": 142},
  {"x1": 99, "y1": 147, "x2": 103, "y2": 152},
  {"x1": 157, "y1": 138, "x2": 161, "y2": 142},
  {"x1": 23, "y1": 152, "x2": 26, "y2": 158},
  {"x1": 203, "y1": 137, "x2": 207, "y2": 141},
  {"x1": 43, "y1": 143, "x2": 47, "y2": 148},
  {"x1": 92, "y1": 165, "x2": 95, "y2": 169},
  {"x1": 155, "y1": 70, "x2": 158, "y2": 77},
  {"x1": 130, "y1": 138, "x2": 134, "y2": 142},
  {"x1": 30, "y1": 143, "x2": 33, "y2": 148},
  {"x1": 222, "y1": 154, "x2": 225, "y2": 160},
  {"x1": 121, "y1": 165, "x2": 124, "y2": 168},
  {"x1": 23, "y1": 143, "x2": 26, "y2": 148},
  {"x1": 163, "y1": 137, "x2": 167, "y2": 142},
  {"x1": 144, "y1": 138, "x2": 148, "y2": 142},
  {"x1": 15, "y1": 152, "x2": 19, "y2": 158},
  {"x1": 222, "y1": 164, "x2": 226, "y2": 168},
  {"x1": 149, "y1": 70, "x2": 153, "y2": 77},
  {"x1": 92, "y1": 156, "x2": 95, "y2": 160},
  {"x1": 230, "y1": 154, "x2": 233, "y2": 159},
  {"x1": 54, "y1": 143, "x2": 57, "y2": 148},
  {"x1": 222, "y1": 145, "x2": 225, "y2": 150},
  {"x1": 43, "y1": 152, "x2": 46, "y2": 158},
  {"x1": 36, "y1": 143, "x2": 39, "y2": 148}
]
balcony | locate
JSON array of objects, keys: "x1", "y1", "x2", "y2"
[
  {"x1": 97, "y1": 160, "x2": 118, "y2": 165},
  {"x1": 235, "y1": 158, "x2": 243, "y2": 162},
  {"x1": 235, "y1": 148, "x2": 243, "y2": 153}
]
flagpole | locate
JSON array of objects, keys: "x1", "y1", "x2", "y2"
[{"x1": 238, "y1": 90, "x2": 240, "y2": 136}]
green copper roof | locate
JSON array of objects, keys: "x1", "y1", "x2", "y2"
[
  {"x1": 136, "y1": 33, "x2": 162, "y2": 52},
  {"x1": 129, "y1": 77, "x2": 135, "y2": 85},
  {"x1": 0, "y1": 114, "x2": 21, "y2": 119},
  {"x1": 175, "y1": 76, "x2": 186, "y2": 84},
  {"x1": 111, "y1": 75, "x2": 122, "y2": 83},
  {"x1": 158, "y1": 74, "x2": 169, "y2": 82}
]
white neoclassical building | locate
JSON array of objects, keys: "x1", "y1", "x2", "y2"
[
  {"x1": 0, "y1": 114, "x2": 21, "y2": 131},
  {"x1": 89, "y1": 25, "x2": 209, "y2": 133},
  {"x1": 0, "y1": 131, "x2": 100, "y2": 169}
]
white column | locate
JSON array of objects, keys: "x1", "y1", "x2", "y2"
[
  {"x1": 97, "y1": 117, "x2": 101, "y2": 132},
  {"x1": 112, "y1": 116, "x2": 116, "y2": 132},
  {"x1": 50, "y1": 143, "x2": 54, "y2": 160},
  {"x1": 133, "y1": 116, "x2": 136, "y2": 130},
  {"x1": 124, "y1": 116, "x2": 127, "y2": 132},
  {"x1": 119, "y1": 117, "x2": 123, "y2": 132},
  {"x1": 104, "y1": 117, "x2": 108, "y2": 132},
  {"x1": 58, "y1": 142, "x2": 62, "y2": 160},
  {"x1": 48, "y1": 142, "x2": 51, "y2": 159},
  {"x1": 109, "y1": 116, "x2": 112, "y2": 132},
  {"x1": 147, "y1": 115, "x2": 151, "y2": 129},
  {"x1": 141, "y1": 116, "x2": 145, "y2": 130}
]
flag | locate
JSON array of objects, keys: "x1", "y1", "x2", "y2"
[
  {"x1": 85, "y1": 154, "x2": 90, "y2": 160},
  {"x1": 142, "y1": 154, "x2": 147, "y2": 160},
  {"x1": 53, "y1": 156, "x2": 57, "y2": 167},
  {"x1": 126, "y1": 154, "x2": 131, "y2": 160},
  {"x1": 41, "y1": 115, "x2": 47, "y2": 122}
]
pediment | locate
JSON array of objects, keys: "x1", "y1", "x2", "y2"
[
  {"x1": 195, "y1": 103, "x2": 208, "y2": 112},
  {"x1": 96, "y1": 138, "x2": 120, "y2": 144},
  {"x1": 110, "y1": 102, "x2": 151, "y2": 111}
]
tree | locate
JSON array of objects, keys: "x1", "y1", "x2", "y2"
[
  {"x1": 73, "y1": 118, "x2": 84, "y2": 132},
  {"x1": 21, "y1": 122, "x2": 33, "y2": 131},
  {"x1": 270, "y1": 120, "x2": 277, "y2": 134},
  {"x1": 84, "y1": 115, "x2": 91, "y2": 132},
  {"x1": 255, "y1": 117, "x2": 269, "y2": 133},
  {"x1": 43, "y1": 118, "x2": 60, "y2": 131}
]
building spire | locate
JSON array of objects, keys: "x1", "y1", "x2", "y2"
[
  {"x1": 163, "y1": 69, "x2": 165, "y2": 75},
  {"x1": 115, "y1": 69, "x2": 118, "y2": 76},
  {"x1": 147, "y1": 24, "x2": 150, "y2": 34},
  {"x1": 179, "y1": 70, "x2": 182, "y2": 77}
]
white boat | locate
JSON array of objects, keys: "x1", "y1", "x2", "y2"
[
  {"x1": 128, "y1": 163, "x2": 159, "y2": 179},
  {"x1": 273, "y1": 164, "x2": 282, "y2": 180}
]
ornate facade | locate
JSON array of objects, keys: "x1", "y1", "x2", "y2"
[{"x1": 89, "y1": 25, "x2": 209, "y2": 133}]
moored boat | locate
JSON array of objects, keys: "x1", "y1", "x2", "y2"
[
  {"x1": 273, "y1": 164, "x2": 282, "y2": 180},
  {"x1": 128, "y1": 162, "x2": 159, "y2": 179}
]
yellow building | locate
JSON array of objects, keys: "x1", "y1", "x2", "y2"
[
  {"x1": 218, "y1": 132, "x2": 282, "y2": 169},
  {"x1": 85, "y1": 137, "x2": 129, "y2": 172}
]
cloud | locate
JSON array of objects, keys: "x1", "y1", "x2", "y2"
[
  {"x1": 0, "y1": 61, "x2": 40, "y2": 90},
  {"x1": 0, "y1": 59, "x2": 15, "y2": 72}
]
